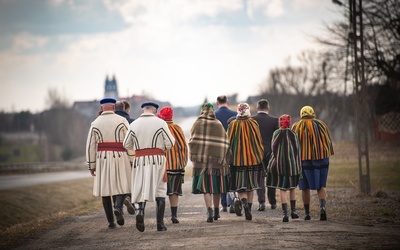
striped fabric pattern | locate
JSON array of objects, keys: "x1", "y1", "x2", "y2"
[
  {"x1": 267, "y1": 129, "x2": 302, "y2": 176},
  {"x1": 266, "y1": 174, "x2": 300, "y2": 190},
  {"x1": 229, "y1": 165, "x2": 263, "y2": 191},
  {"x1": 192, "y1": 165, "x2": 229, "y2": 194},
  {"x1": 165, "y1": 121, "x2": 188, "y2": 171},
  {"x1": 166, "y1": 172, "x2": 185, "y2": 195},
  {"x1": 291, "y1": 118, "x2": 334, "y2": 161},
  {"x1": 227, "y1": 118, "x2": 264, "y2": 166}
]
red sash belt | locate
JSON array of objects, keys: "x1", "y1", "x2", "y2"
[
  {"x1": 135, "y1": 148, "x2": 165, "y2": 157},
  {"x1": 97, "y1": 142, "x2": 125, "y2": 152}
]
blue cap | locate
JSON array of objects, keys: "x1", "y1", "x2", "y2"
[
  {"x1": 100, "y1": 98, "x2": 116, "y2": 104},
  {"x1": 140, "y1": 101, "x2": 159, "y2": 109}
]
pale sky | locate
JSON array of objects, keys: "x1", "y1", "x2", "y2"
[{"x1": 0, "y1": 0, "x2": 341, "y2": 113}]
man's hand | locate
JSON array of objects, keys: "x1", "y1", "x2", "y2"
[{"x1": 90, "y1": 169, "x2": 96, "y2": 176}]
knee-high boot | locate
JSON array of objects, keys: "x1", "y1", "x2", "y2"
[
  {"x1": 156, "y1": 198, "x2": 167, "y2": 231},
  {"x1": 102, "y1": 196, "x2": 115, "y2": 229},
  {"x1": 136, "y1": 201, "x2": 146, "y2": 232},
  {"x1": 113, "y1": 194, "x2": 125, "y2": 226}
]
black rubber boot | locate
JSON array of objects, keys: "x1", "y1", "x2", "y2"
[
  {"x1": 156, "y1": 198, "x2": 167, "y2": 231},
  {"x1": 320, "y1": 199, "x2": 327, "y2": 221},
  {"x1": 320, "y1": 207, "x2": 327, "y2": 221},
  {"x1": 113, "y1": 195, "x2": 125, "y2": 226},
  {"x1": 282, "y1": 203, "x2": 289, "y2": 222},
  {"x1": 304, "y1": 204, "x2": 311, "y2": 220},
  {"x1": 102, "y1": 196, "x2": 116, "y2": 229},
  {"x1": 171, "y1": 206, "x2": 179, "y2": 224},
  {"x1": 207, "y1": 207, "x2": 213, "y2": 223},
  {"x1": 234, "y1": 198, "x2": 242, "y2": 216},
  {"x1": 136, "y1": 202, "x2": 146, "y2": 232},
  {"x1": 242, "y1": 198, "x2": 252, "y2": 221},
  {"x1": 290, "y1": 200, "x2": 299, "y2": 219},
  {"x1": 214, "y1": 207, "x2": 220, "y2": 221}
]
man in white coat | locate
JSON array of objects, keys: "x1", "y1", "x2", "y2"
[
  {"x1": 123, "y1": 101, "x2": 175, "y2": 232},
  {"x1": 86, "y1": 98, "x2": 132, "y2": 229}
]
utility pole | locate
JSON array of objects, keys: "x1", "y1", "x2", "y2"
[
  {"x1": 349, "y1": 0, "x2": 371, "y2": 194},
  {"x1": 333, "y1": 0, "x2": 371, "y2": 194}
]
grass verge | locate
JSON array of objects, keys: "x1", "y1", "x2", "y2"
[{"x1": 0, "y1": 178, "x2": 101, "y2": 248}]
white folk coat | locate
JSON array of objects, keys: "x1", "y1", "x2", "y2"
[
  {"x1": 123, "y1": 113, "x2": 175, "y2": 202},
  {"x1": 86, "y1": 111, "x2": 132, "y2": 197}
]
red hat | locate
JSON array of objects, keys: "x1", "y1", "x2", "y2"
[
  {"x1": 279, "y1": 114, "x2": 291, "y2": 129},
  {"x1": 158, "y1": 106, "x2": 173, "y2": 120}
]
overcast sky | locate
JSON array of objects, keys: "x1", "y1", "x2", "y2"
[{"x1": 0, "y1": 0, "x2": 342, "y2": 113}]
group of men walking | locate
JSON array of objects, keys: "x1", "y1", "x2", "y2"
[{"x1": 86, "y1": 98, "x2": 182, "y2": 232}]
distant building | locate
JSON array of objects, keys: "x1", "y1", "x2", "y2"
[
  {"x1": 72, "y1": 99, "x2": 100, "y2": 121},
  {"x1": 104, "y1": 75, "x2": 119, "y2": 99},
  {"x1": 73, "y1": 75, "x2": 172, "y2": 120}
]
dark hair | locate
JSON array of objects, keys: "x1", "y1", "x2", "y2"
[
  {"x1": 217, "y1": 95, "x2": 228, "y2": 104},
  {"x1": 257, "y1": 99, "x2": 269, "y2": 110},
  {"x1": 115, "y1": 101, "x2": 125, "y2": 110},
  {"x1": 122, "y1": 100, "x2": 131, "y2": 111}
]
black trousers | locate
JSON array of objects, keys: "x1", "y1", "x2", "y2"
[
  {"x1": 256, "y1": 178, "x2": 276, "y2": 205},
  {"x1": 259, "y1": 152, "x2": 276, "y2": 205}
]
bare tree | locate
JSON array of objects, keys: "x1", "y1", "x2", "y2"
[
  {"x1": 257, "y1": 50, "x2": 345, "y2": 140},
  {"x1": 39, "y1": 87, "x2": 90, "y2": 161},
  {"x1": 45, "y1": 87, "x2": 71, "y2": 110},
  {"x1": 320, "y1": 0, "x2": 400, "y2": 89}
]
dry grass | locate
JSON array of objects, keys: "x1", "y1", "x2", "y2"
[
  {"x1": 0, "y1": 178, "x2": 101, "y2": 248},
  {"x1": 329, "y1": 141, "x2": 400, "y2": 191}
]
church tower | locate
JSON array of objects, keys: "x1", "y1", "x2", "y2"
[{"x1": 104, "y1": 75, "x2": 119, "y2": 99}]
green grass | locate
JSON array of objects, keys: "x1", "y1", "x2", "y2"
[
  {"x1": 0, "y1": 145, "x2": 40, "y2": 163},
  {"x1": 328, "y1": 159, "x2": 400, "y2": 191}
]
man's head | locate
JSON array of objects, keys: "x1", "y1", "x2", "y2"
[
  {"x1": 216, "y1": 95, "x2": 229, "y2": 107},
  {"x1": 141, "y1": 101, "x2": 159, "y2": 114},
  {"x1": 115, "y1": 101, "x2": 125, "y2": 111},
  {"x1": 256, "y1": 99, "x2": 270, "y2": 112},
  {"x1": 100, "y1": 98, "x2": 116, "y2": 112},
  {"x1": 122, "y1": 100, "x2": 131, "y2": 113}
]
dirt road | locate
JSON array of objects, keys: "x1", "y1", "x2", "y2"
[{"x1": 13, "y1": 177, "x2": 400, "y2": 250}]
